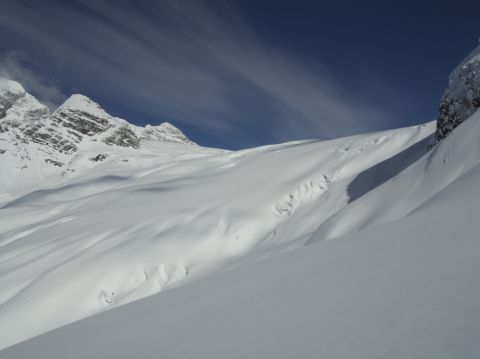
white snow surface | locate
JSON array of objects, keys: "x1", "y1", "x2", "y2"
[
  {"x1": 0, "y1": 117, "x2": 434, "y2": 350},
  {"x1": 311, "y1": 109, "x2": 480, "y2": 241},
  {"x1": 1, "y1": 114, "x2": 480, "y2": 358}
]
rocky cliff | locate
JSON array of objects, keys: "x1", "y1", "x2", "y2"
[{"x1": 432, "y1": 44, "x2": 480, "y2": 145}]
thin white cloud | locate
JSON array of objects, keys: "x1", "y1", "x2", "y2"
[
  {"x1": 0, "y1": 0, "x2": 398, "y2": 147},
  {"x1": 0, "y1": 52, "x2": 66, "y2": 110}
]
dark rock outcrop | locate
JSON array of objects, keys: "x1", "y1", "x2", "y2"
[
  {"x1": 51, "y1": 108, "x2": 113, "y2": 136},
  {"x1": 432, "y1": 45, "x2": 480, "y2": 146},
  {"x1": 90, "y1": 153, "x2": 109, "y2": 162},
  {"x1": 103, "y1": 126, "x2": 140, "y2": 148}
]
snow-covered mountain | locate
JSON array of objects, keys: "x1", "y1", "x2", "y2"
[
  {"x1": 0, "y1": 79, "x2": 193, "y2": 203},
  {"x1": 1, "y1": 43, "x2": 480, "y2": 358}
]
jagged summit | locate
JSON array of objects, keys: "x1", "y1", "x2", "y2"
[
  {"x1": 57, "y1": 94, "x2": 111, "y2": 118},
  {"x1": 0, "y1": 78, "x2": 49, "y2": 124},
  {"x1": 0, "y1": 78, "x2": 193, "y2": 145},
  {"x1": 1, "y1": 77, "x2": 193, "y2": 145},
  {"x1": 0, "y1": 78, "x2": 195, "y2": 196},
  {"x1": 143, "y1": 122, "x2": 195, "y2": 144},
  {"x1": 51, "y1": 94, "x2": 116, "y2": 140}
]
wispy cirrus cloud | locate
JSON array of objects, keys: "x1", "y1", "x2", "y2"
[
  {"x1": 0, "y1": 52, "x2": 66, "y2": 110},
  {"x1": 0, "y1": 0, "x2": 399, "y2": 148}
]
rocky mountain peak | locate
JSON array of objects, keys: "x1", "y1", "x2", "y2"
[
  {"x1": 51, "y1": 94, "x2": 114, "y2": 139},
  {"x1": 0, "y1": 78, "x2": 49, "y2": 128},
  {"x1": 0, "y1": 78, "x2": 196, "y2": 191},
  {"x1": 57, "y1": 94, "x2": 111, "y2": 119},
  {"x1": 143, "y1": 122, "x2": 195, "y2": 144}
]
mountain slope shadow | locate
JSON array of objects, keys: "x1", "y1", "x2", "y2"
[
  {"x1": 347, "y1": 137, "x2": 430, "y2": 203},
  {"x1": 1, "y1": 175, "x2": 130, "y2": 209}
]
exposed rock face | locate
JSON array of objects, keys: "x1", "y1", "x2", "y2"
[
  {"x1": 44, "y1": 158, "x2": 64, "y2": 167},
  {"x1": 104, "y1": 126, "x2": 141, "y2": 148},
  {"x1": 51, "y1": 108, "x2": 113, "y2": 136},
  {"x1": 0, "y1": 80, "x2": 49, "y2": 126},
  {"x1": 433, "y1": 45, "x2": 480, "y2": 145},
  {"x1": 89, "y1": 153, "x2": 109, "y2": 162},
  {"x1": 0, "y1": 79, "x2": 26, "y2": 119},
  {"x1": 50, "y1": 94, "x2": 114, "y2": 137},
  {"x1": 22, "y1": 121, "x2": 79, "y2": 154},
  {"x1": 143, "y1": 122, "x2": 195, "y2": 145},
  {"x1": 0, "y1": 79, "x2": 194, "y2": 161}
]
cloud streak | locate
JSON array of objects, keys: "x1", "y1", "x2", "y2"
[
  {"x1": 0, "y1": 52, "x2": 66, "y2": 110},
  {"x1": 0, "y1": 0, "x2": 399, "y2": 148}
]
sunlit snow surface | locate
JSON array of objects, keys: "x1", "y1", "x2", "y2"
[
  {"x1": 0, "y1": 122, "x2": 434, "y2": 349},
  {"x1": 2, "y1": 112, "x2": 480, "y2": 358}
]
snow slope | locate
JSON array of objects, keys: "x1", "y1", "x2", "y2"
[
  {"x1": 0, "y1": 119, "x2": 434, "y2": 349},
  {"x1": 310, "y1": 107, "x2": 480, "y2": 242},
  {"x1": 2, "y1": 124, "x2": 480, "y2": 359}
]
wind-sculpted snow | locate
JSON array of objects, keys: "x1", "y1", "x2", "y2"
[{"x1": 0, "y1": 121, "x2": 434, "y2": 349}]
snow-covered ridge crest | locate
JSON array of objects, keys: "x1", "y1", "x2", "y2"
[
  {"x1": 0, "y1": 78, "x2": 195, "y2": 199},
  {"x1": 56, "y1": 94, "x2": 112, "y2": 119},
  {"x1": 1, "y1": 78, "x2": 193, "y2": 147},
  {"x1": 143, "y1": 122, "x2": 195, "y2": 144},
  {"x1": 53, "y1": 93, "x2": 192, "y2": 143}
]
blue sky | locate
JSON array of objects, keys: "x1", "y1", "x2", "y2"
[{"x1": 0, "y1": 0, "x2": 479, "y2": 149}]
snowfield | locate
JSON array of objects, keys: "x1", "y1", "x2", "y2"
[
  {"x1": 0, "y1": 118, "x2": 434, "y2": 350},
  {"x1": 1, "y1": 114, "x2": 480, "y2": 358}
]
